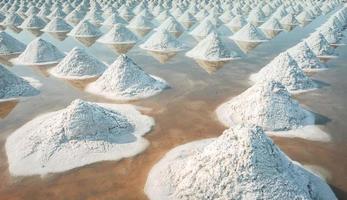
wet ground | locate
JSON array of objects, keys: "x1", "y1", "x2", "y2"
[{"x1": 0, "y1": 13, "x2": 346, "y2": 200}]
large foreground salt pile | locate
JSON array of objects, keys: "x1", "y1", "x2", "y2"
[
  {"x1": 50, "y1": 47, "x2": 107, "y2": 79},
  {"x1": 250, "y1": 52, "x2": 316, "y2": 93},
  {"x1": 186, "y1": 32, "x2": 240, "y2": 62},
  {"x1": 0, "y1": 31, "x2": 26, "y2": 56},
  {"x1": 140, "y1": 30, "x2": 185, "y2": 53},
  {"x1": 86, "y1": 55, "x2": 168, "y2": 100},
  {"x1": 14, "y1": 37, "x2": 65, "y2": 65},
  {"x1": 216, "y1": 80, "x2": 312, "y2": 131},
  {"x1": 145, "y1": 125, "x2": 337, "y2": 200},
  {"x1": 0, "y1": 64, "x2": 39, "y2": 101},
  {"x1": 6, "y1": 99, "x2": 154, "y2": 175}
]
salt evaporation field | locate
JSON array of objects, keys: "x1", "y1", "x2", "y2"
[{"x1": 0, "y1": 0, "x2": 347, "y2": 199}]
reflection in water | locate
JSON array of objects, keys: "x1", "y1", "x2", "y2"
[
  {"x1": 0, "y1": 100, "x2": 18, "y2": 118},
  {"x1": 105, "y1": 43, "x2": 135, "y2": 54},
  {"x1": 234, "y1": 40, "x2": 264, "y2": 53},
  {"x1": 131, "y1": 28, "x2": 151, "y2": 37},
  {"x1": 147, "y1": 51, "x2": 177, "y2": 64},
  {"x1": 195, "y1": 59, "x2": 227, "y2": 74},
  {"x1": 27, "y1": 29, "x2": 43, "y2": 37},
  {"x1": 48, "y1": 32, "x2": 68, "y2": 41},
  {"x1": 282, "y1": 24, "x2": 297, "y2": 32},
  {"x1": 0, "y1": 54, "x2": 20, "y2": 66},
  {"x1": 9, "y1": 26, "x2": 22, "y2": 33},
  {"x1": 67, "y1": 77, "x2": 98, "y2": 90},
  {"x1": 317, "y1": 55, "x2": 338, "y2": 63},
  {"x1": 262, "y1": 29, "x2": 282, "y2": 39},
  {"x1": 74, "y1": 36, "x2": 99, "y2": 47},
  {"x1": 30, "y1": 64, "x2": 56, "y2": 77}
]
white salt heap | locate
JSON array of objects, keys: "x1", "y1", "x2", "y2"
[
  {"x1": 0, "y1": 64, "x2": 39, "y2": 101},
  {"x1": 127, "y1": 14, "x2": 154, "y2": 30},
  {"x1": 103, "y1": 13, "x2": 128, "y2": 27},
  {"x1": 42, "y1": 17, "x2": 72, "y2": 33},
  {"x1": 18, "y1": 15, "x2": 46, "y2": 29},
  {"x1": 97, "y1": 24, "x2": 138, "y2": 44},
  {"x1": 189, "y1": 19, "x2": 216, "y2": 39},
  {"x1": 260, "y1": 17, "x2": 283, "y2": 31},
  {"x1": 6, "y1": 99, "x2": 154, "y2": 175},
  {"x1": 0, "y1": 31, "x2": 26, "y2": 56},
  {"x1": 287, "y1": 42, "x2": 326, "y2": 71},
  {"x1": 86, "y1": 55, "x2": 168, "y2": 100},
  {"x1": 216, "y1": 80, "x2": 312, "y2": 131},
  {"x1": 68, "y1": 19, "x2": 102, "y2": 38},
  {"x1": 1, "y1": 13, "x2": 23, "y2": 27},
  {"x1": 230, "y1": 23, "x2": 268, "y2": 42},
  {"x1": 145, "y1": 125, "x2": 337, "y2": 200},
  {"x1": 226, "y1": 15, "x2": 247, "y2": 32},
  {"x1": 140, "y1": 30, "x2": 185, "y2": 52},
  {"x1": 50, "y1": 47, "x2": 106, "y2": 79},
  {"x1": 250, "y1": 52, "x2": 316, "y2": 93},
  {"x1": 186, "y1": 31, "x2": 240, "y2": 62},
  {"x1": 156, "y1": 16, "x2": 185, "y2": 34},
  {"x1": 280, "y1": 13, "x2": 299, "y2": 26},
  {"x1": 305, "y1": 33, "x2": 337, "y2": 58},
  {"x1": 65, "y1": 9, "x2": 85, "y2": 25},
  {"x1": 15, "y1": 37, "x2": 65, "y2": 65}
]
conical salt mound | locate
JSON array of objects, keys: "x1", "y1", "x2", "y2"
[
  {"x1": 97, "y1": 24, "x2": 137, "y2": 44},
  {"x1": 65, "y1": 9, "x2": 85, "y2": 25},
  {"x1": 127, "y1": 14, "x2": 154, "y2": 30},
  {"x1": 86, "y1": 55, "x2": 168, "y2": 100},
  {"x1": 297, "y1": 10, "x2": 314, "y2": 24},
  {"x1": 230, "y1": 23, "x2": 268, "y2": 42},
  {"x1": 287, "y1": 42, "x2": 326, "y2": 71},
  {"x1": 260, "y1": 17, "x2": 283, "y2": 31},
  {"x1": 0, "y1": 64, "x2": 39, "y2": 100},
  {"x1": 145, "y1": 125, "x2": 336, "y2": 200},
  {"x1": 18, "y1": 15, "x2": 46, "y2": 29},
  {"x1": 216, "y1": 80, "x2": 311, "y2": 131},
  {"x1": 42, "y1": 17, "x2": 72, "y2": 33},
  {"x1": 0, "y1": 31, "x2": 26, "y2": 56},
  {"x1": 140, "y1": 30, "x2": 185, "y2": 52},
  {"x1": 15, "y1": 37, "x2": 65, "y2": 65},
  {"x1": 1, "y1": 13, "x2": 23, "y2": 27},
  {"x1": 156, "y1": 16, "x2": 185, "y2": 34},
  {"x1": 186, "y1": 32, "x2": 240, "y2": 62},
  {"x1": 280, "y1": 13, "x2": 299, "y2": 26},
  {"x1": 305, "y1": 33, "x2": 337, "y2": 58},
  {"x1": 189, "y1": 19, "x2": 216, "y2": 39},
  {"x1": 317, "y1": 27, "x2": 342, "y2": 45},
  {"x1": 68, "y1": 19, "x2": 102, "y2": 38},
  {"x1": 102, "y1": 13, "x2": 128, "y2": 26},
  {"x1": 5, "y1": 99, "x2": 154, "y2": 175},
  {"x1": 250, "y1": 52, "x2": 316, "y2": 92},
  {"x1": 50, "y1": 47, "x2": 106, "y2": 79},
  {"x1": 226, "y1": 15, "x2": 247, "y2": 32}
]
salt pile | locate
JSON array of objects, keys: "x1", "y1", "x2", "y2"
[
  {"x1": 86, "y1": 55, "x2": 168, "y2": 100},
  {"x1": 230, "y1": 23, "x2": 268, "y2": 43},
  {"x1": 217, "y1": 80, "x2": 314, "y2": 131},
  {"x1": 156, "y1": 16, "x2": 185, "y2": 36},
  {"x1": 127, "y1": 14, "x2": 154, "y2": 31},
  {"x1": 5, "y1": 99, "x2": 154, "y2": 175},
  {"x1": 84, "y1": 10, "x2": 104, "y2": 26},
  {"x1": 287, "y1": 42, "x2": 326, "y2": 71},
  {"x1": 1, "y1": 13, "x2": 23, "y2": 28},
  {"x1": 42, "y1": 17, "x2": 72, "y2": 33},
  {"x1": 65, "y1": 9, "x2": 85, "y2": 25},
  {"x1": 178, "y1": 11, "x2": 196, "y2": 28},
  {"x1": 68, "y1": 19, "x2": 102, "y2": 38},
  {"x1": 140, "y1": 30, "x2": 185, "y2": 53},
  {"x1": 102, "y1": 13, "x2": 128, "y2": 27},
  {"x1": 260, "y1": 17, "x2": 283, "y2": 31},
  {"x1": 145, "y1": 125, "x2": 337, "y2": 200},
  {"x1": 189, "y1": 19, "x2": 216, "y2": 40},
  {"x1": 14, "y1": 37, "x2": 65, "y2": 65},
  {"x1": 0, "y1": 31, "x2": 26, "y2": 56},
  {"x1": 297, "y1": 10, "x2": 314, "y2": 24},
  {"x1": 97, "y1": 24, "x2": 138, "y2": 45},
  {"x1": 280, "y1": 13, "x2": 299, "y2": 26},
  {"x1": 50, "y1": 47, "x2": 106, "y2": 79},
  {"x1": 226, "y1": 15, "x2": 247, "y2": 32},
  {"x1": 18, "y1": 15, "x2": 46, "y2": 30},
  {"x1": 250, "y1": 52, "x2": 316, "y2": 93},
  {"x1": 186, "y1": 32, "x2": 240, "y2": 62},
  {"x1": 0, "y1": 64, "x2": 39, "y2": 101},
  {"x1": 305, "y1": 33, "x2": 337, "y2": 59}
]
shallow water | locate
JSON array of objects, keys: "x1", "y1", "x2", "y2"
[{"x1": 0, "y1": 13, "x2": 347, "y2": 200}]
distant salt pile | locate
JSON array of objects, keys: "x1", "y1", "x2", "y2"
[
  {"x1": 280, "y1": 13, "x2": 299, "y2": 27},
  {"x1": 186, "y1": 32, "x2": 240, "y2": 62},
  {"x1": 0, "y1": 64, "x2": 39, "y2": 101},
  {"x1": 305, "y1": 32, "x2": 337, "y2": 59},
  {"x1": 140, "y1": 30, "x2": 185, "y2": 52},
  {"x1": 127, "y1": 14, "x2": 154, "y2": 31},
  {"x1": 189, "y1": 19, "x2": 216, "y2": 40},
  {"x1": 50, "y1": 47, "x2": 106, "y2": 79},
  {"x1": 0, "y1": 31, "x2": 26, "y2": 56},
  {"x1": 231, "y1": 23, "x2": 268, "y2": 43},
  {"x1": 226, "y1": 15, "x2": 247, "y2": 32},
  {"x1": 48, "y1": 7, "x2": 67, "y2": 19},
  {"x1": 250, "y1": 52, "x2": 316, "y2": 93},
  {"x1": 6, "y1": 99, "x2": 154, "y2": 175},
  {"x1": 42, "y1": 17, "x2": 72, "y2": 33},
  {"x1": 260, "y1": 17, "x2": 283, "y2": 31},
  {"x1": 68, "y1": 19, "x2": 102, "y2": 38},
  {"x1": 103, "y1": 13, "x2": 128, "y2": 27},
  {"x1": 15, "y1": 38, "x2": 65, "y2": 65},
  {"x1": 145, "y1": 125, "x2": 337, "y2": 200},
  {"x1": 287, "y1": 42, "x2": 326, "y2": 71},
  {"x1": 248, "y1": 8, "x2": 266, "y2": 25},
  {"x1": 219, "y1": 12, "x2": 234, "y2": 24},
  {"x1": 65, "y1": 9, "x2": 85, "y2": 25},
  {"x1": 18, "y1": 15, "x2": 46, "y2": 30},
  {"x1": 297, "y1": 10, "x2": 314, "y2": 24},
  {"x1": 217, "y1": 81, "x2": 312, "y2": 131},
  {"x1": 156, "y1": 16, "x2": 185, "y2": 36},
  {"x1": 84, "y1": 10, "x2": 104, "y2": 26},
  {"x1": 97, "y1": 24, "x2": 137, "y2": 45},
  {"x1": 1, "y1": 13, "x2": 23, "y2": 27},
  {"x1": 86, "y1": 55, "x2": 168, "y2": 100},
  {"x1": 178, "y1": 11, "x2": 196, "y2": 28}
]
